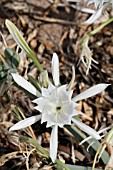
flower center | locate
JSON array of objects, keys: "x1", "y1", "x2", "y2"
[{"x1": 56, "y1": 106, "x2": 61, "y2": 111}]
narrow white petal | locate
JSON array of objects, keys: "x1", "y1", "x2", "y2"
[
  {"x1": 52, "y1": 53, "x2": 59, "y2": 86},
  {"x1": 72, "y1": 84, "x2": 110, "y2": 102},
  {"x1": 9, "y1": 115, "x2": 41, "y2": 131},
  {"x1": 85, "y1": 8, "x2": 103, "y2": 24},
  {"x1": 72, "y1": 118, "x2": 101, "y2": 140},
  {"x1": 12, "y1": 73, "x2": 41, "y2": 97},
  {"x1": 50, "y1": 125, "x2": 58, "y2": 163},
  {"x1": 84, "y1": 3, "x2": 109, "y2": 24}
]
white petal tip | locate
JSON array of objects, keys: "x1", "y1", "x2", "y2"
[
  {"x1": 11, "y1": 73, "x2": 16, "y2": 77},
  {"x1": 53, "y1": 53, "x2": 58, "y2": 57},
  {"x1": 9, "y1": 125, "x2": 21, "y2": 131},
  {"x1": 50, "y1": 125, "x2": 58, "y2": 163},
  {"x1": 105, "y1": 84, "x2": 111, "y2": 87},
  {"x1": 51, "y1": 158, "x2": 56, "y2": 163},
  {"x1": 9, "y1": 126, "x2": 16, "y2": 131},
  {"x1": 102, "y1": 83, "x2": 111, "y2": 90},
  {"x1": 96, "y1": 135, "x2": 101, "y2": 140},
  {"x1": 52, "y1": 53, "x2": 59, "y2": 86},
  {"x1": 5, "y1": 19, "x2": 9, "y2": 25}
]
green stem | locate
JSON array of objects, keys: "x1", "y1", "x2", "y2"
[
  {"x1": 29, "y1": 51, "x2": 44, "y2": 73},
  {"x1": 82, "y1": 17, "x2": 113, "y2": 43}
]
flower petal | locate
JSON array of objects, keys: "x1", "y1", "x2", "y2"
[
  {"x1": 57, "y1": 85, "x2": 73, "y2": 101},
  {"x1": 84, "y1": 2, "x2": 109, "y2": 24},
  {"x1": 12, "y1": 73, "x2": 41, "y2": 97},
  {"x1": 41, "y1": 82, "x2": 56, "y2": 98},
  {"x1": 72, "y1": 118, "x2": 101, "y2": 140},
  {"x1": 52, "y1": 53, "x2": 59, "y2": 86},
  {"x1": 9, "y1": 115, "x2": 42, "y2": 131},
  {"x1": 72, "y1": 83, "x2": 110, "y2": 102},
  {"x1": 50, "y1": 125, "x2": 58, "y2": 162}
]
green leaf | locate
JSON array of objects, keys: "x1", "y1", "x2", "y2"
[
  {"x1": 5, "y1": 19, "x2": 43, "y2": 73},
  {"x1": 66, "y1": 164, "x2": 104, "y2": 170},
  {"x1": 0, "y1": 71, "x2": 7, "y2": 80},
  {"x1": 65, "y1": 125, "x2": 109, "y2": 165},
  {"x1": 4, "y1": 48, "x2": 14, "y2": 65},
  {"x1": 0, "y1": 81, "x2": 9, "y2": 96},
  {"x1": 12, "y1": 54, "x2": 20, "y2": 69},
  {"x1": 0, "y1": 66, "x2": 3, "y2": 71},
  {"x1": 56, "y1": 159, "x2": 70, "y2": 170},
  {"x1": 27, "y1": 75, "x2": 41, "y2": 93},
  {"x1": 4, "y1": 48, "x2": 20, "y2": 69},
  {"x1": 19, "y1": 135, "x2": 49, "y2": 157},
  {"x1": 11, "y1": 107, "x2": 23, "y2": 121},
  {"x1": 19, "y1": 136, "x2": 70, "y2": 170}
]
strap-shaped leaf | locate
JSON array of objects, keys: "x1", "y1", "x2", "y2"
[{"x1": 66, "y1": 125, "x2": 109, "y2": 165}]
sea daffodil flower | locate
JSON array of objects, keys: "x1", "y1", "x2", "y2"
[{"x1": 9, "y1": 53, "x2": 109, "y2": 162}]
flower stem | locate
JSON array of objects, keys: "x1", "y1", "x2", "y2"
[
  {"x1": 82, "y1": 17, "x2": 113, "y2": 43},
  {"x1": 28, "y1": 50, "x2": 44, "y2": 73}
]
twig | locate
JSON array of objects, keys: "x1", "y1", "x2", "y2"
[{"x1": 29, "y1": 14, "x2": 80, "y2": 26}]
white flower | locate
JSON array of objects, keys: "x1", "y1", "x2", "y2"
[
  {"x1": 33, "y1": 83, "x2": 78, "y2": 128},
  {"x1": 9, "y1": 53, "x2": 109, "y2": 162}
]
